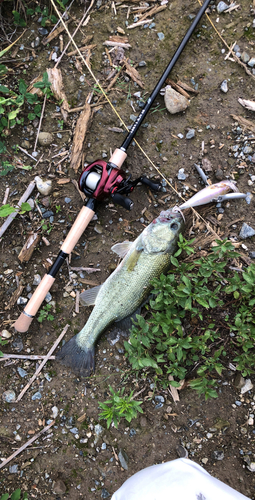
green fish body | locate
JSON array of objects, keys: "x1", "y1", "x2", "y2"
[{"x1": 57, "y1": 208, "x2": 184, "y2": 376}]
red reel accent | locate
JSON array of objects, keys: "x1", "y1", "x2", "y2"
[{"x1": 79, "y1": 160, "x2": 126, "y2": 201}]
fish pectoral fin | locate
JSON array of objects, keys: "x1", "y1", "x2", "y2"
[
  {"x1": 111, "y1": 241, "x2": 133, "y2": 258},
  {"x1": 79, "y1": 284, "x2": 102, "y2": 306},
  {"x1": 115, "y1": 306, "x2": 142, "y2": 331}
]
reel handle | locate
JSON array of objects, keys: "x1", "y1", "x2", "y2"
[
  {"x1": 111, "y1": 192, "x2": 134, "y2": 210},
  {"x1": 140, "y1": 176, "x2": 162, "y2": 192}
]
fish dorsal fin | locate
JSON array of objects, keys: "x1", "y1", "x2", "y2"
[
  {"x1": 111, "y1": 241, "x2": 132, "y2": 258},
  {"x1": 79, "y1": 285, "x2": 102, "y2": 306}
]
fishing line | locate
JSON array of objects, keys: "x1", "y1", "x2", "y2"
[{"x1": 48, "y1": 0, "x2": 223, "y2": 237}]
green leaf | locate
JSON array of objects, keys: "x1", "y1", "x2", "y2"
[
  {"x1": 28, "y1": 112, "x2": 36, "y2": 121},
  {"x1": 170, "y1": 256, "x2": 179, "y2": 267},
  {"x1": 20, "y1": 202, "x2": 32, "y2": 213},
  {"x1": 0, "y1": 85, "x2": 10, "y2": 94},
  {"x1": 1, "y1": 494, "x2": 9, "y2": 500},
  {"x1": 11, "y1": 490, "x2": 21, "y2": 500},
  {"x1": 0, "y1": 204, "x2": 16, "y2": 217},
  {"x1": 19, "y1": 79, "x2": 27, "y2": 95},
  {"x1": 8, "y1": 108, "x2": 20, "y2": 120}
]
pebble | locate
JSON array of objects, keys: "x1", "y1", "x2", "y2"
[
  {"x1": 51, "y1": 406, "x2": 58, "y2": 418},
  {"x1": 2, "y1": 390, "x2": 16, "y2": 403},
  {"x1": 38, "y1": 27, "x2": 48, "y2": 36},
  {"x1": 65, "y1": 197, "x2": 71, "y2": 204},
  {"x1": 1, "y1": 329, "x2": 11, "y2": 339},
  {"x1": 35, "y1": 176, "x2": 52, "y2": 196},
  {"x1": 215, "y1": 168, "x2": 224, "y2": 180},
  {"x1": 17, "y1": 297, "x2": 28, "y2": 305},
  {"x1": 33, "y1": 274, "x2": 41, "y2": 286},
  {"x1": 129, "y1": 428, "x2": 136, "y2": 437},
  {"x1": 157, "y1": 32, "x2": 164, "y2": 40},
  {"x1": 101, "y1": 489, "x2": 110, "y2": 498},
  {"x1": 248, "y1": 57, "x2": 255, "y2": 68},
  {"x1": 155, "y1": 395, "x2": 165, "y2": 403},
  {"x1": 212, "y1": 450, "x2": 224, "y2": 461},
  {"x1": 249, "y1": 251, "x2": 255, "y2": 259},
  {"x1": 241, "y1": 52, "x2": 250, "y2": 64},
  {"x1": 138, "y1": 61, "x2": 146, "y2": 67},
  {"x1": 70, "y1": 427, "x2": 79, "y2": 434},
  {"x1": 9, "y1": 465, "x2": 19, "y2": 473},
  {"x1": 53, "y1": 480, "x2": 66, "y2": 494},
  {"x1": 38, "y1": 131, "x2": 53, "y2": 146},
  {"x1": 248, "y1": 463, "x2": 255, "y2": 472},
  {"x1": 32, "y1": 391, "x2": 42, "y2": 400},
  {"x1": 217, "y1": 1, "x2": 228, "y2": 13},
  {"x1": 17, "y1": 367, "x2": 28, "y2": 378},
  {"x1": 118, "y1": 449, "x2": 129, "y2": 470},
  {"x1": 241, "y1": 379, "x2": 253, "y2": 394},
  {"x1": 186, "y1": 129, "x2": 195, "y2": 139},
  {"x1": 130, "y1": 114, "x2": 137, "y2": 122},
  {"x1": 177, "y1": 168, "x2": 186, "y2": 180},
  {"x1": 202, "y1": 458, "x2": 208, "y2": 464},
  {"x1": 220, "y1": 80, "x2": 228, "y2": 93},
  {"x1": 21, "y1": 140, "x2": 30, "y2": 149},
  {"x1": 239, "y1": 223, "x2": 255, "y2": 239},
  {"x1": 164, "y1": 86, "x2": 189, "y2": 114},
  {"x1": 31, "y1": 37, "x2": 40, "y2": 48}
]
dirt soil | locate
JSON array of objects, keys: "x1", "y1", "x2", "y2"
[{"x1": 1, "y1": 0, "x2": 255, "y2": 498}]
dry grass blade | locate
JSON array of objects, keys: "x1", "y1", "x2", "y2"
[
  {"x1": 69, "y1": 97, "x2": 92, "y2": 172},
  {"x1": 41, "y1": 19, "x2": 71, "y2": 45}
]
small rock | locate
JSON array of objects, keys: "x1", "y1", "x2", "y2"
[
  {"x1": 53, "y1": 479, "x2": 66, "y2": 495},
  {"x1": 101, "y1": 489, "x2": 110, "y2": 499},
  {"x1": 31, "y1": 37, "x2": 40, "y2": 48},
  {"x1": 215, "y1": 168, "x2": 224, "y2": 180},
  {"x1": 32, "y1": 391, "x2": 42, "y2": 401},
  {"x1": 17, "y1": 367, "x2": 28, "y2": 378},
  {"x1": 35, "y1": 176, "x2": 52, "y2": 196},
  {"x1": 212, "y1": 450, "x2": 224, "y2": 461},
  {"x1": 21, "y1": 140, "x2": 30, "y2": 149},
  {"x1": 248, "y1": 463, "x2": 255, "y2": 472},
  {"x1": 241, "y1": 52, "x2": 250, "y2": 64},
  {"x1": 233, "y1": 372, "x2": 246, "y2": 390},
  {"x1": 201, "y1": 458, "x2": 208, "y2": 465},
  {"x1": 157, "y1": 32, "x2": 164, "y2": 40},
  {"x1": 17, "y1": 296, "x2": 28, "y2": 305},
  {"x1": 94, "y1": 423, "x2": 104, "y2": 444},
  {"x1": 248, "y1": 57, "x2": 255, "y2": 68},
  {"x1": 138, "y1": 61, "x2": 146, "y2": 67},
  {"x1": 154, "y1": 395, "x2": 165, "y2": 403},
  {"x1": 65, "y1": 197, "x2": 71, "y2": 204},
  {"x1": 70, "y1": 427, "x2": 79, "y2": 434},
  {"x1": 2, "y1": 390, "x2": 16, "y2": 403},
  {"x1": 220, "y1": 80, "x2": 228, "y2": 93},
  {"x1": 186, "y1": 129, "x2": 195, "y2": 139},
  {"x1": 38, "y1": 27, "x2": 48, "y2": 36},
  {"x1": 1, "y1": 329, "x2": 11, "y2": 339},
  {"x1": 45, "y1": 292, "x2": 52, "y2": 303},
  {"x1": 177, "y1": 168, "x2": 186, "y2": 180},
  {"x1": 118, "y1": 449, "x2": 129, "y2": 470},
  {"x1": 9, "y1": 464, "x2": 19, "y2": 473},
  {"x1": 51, "y1": 406, "x2": 58, "y2": 418},
  {"x1": 239, "y1": 223, "x2": 255, "y2": 239},
  {"x1": 129, "y1": 428, "x2": 136, "y2": 437},
  {"x1": 94, "y1": 224, "x2": 103, "y2": 234},
  {"x1": 38, "y1": 131, "x2": 53, "y2": 146},
  {"x1": 164, "y1": 86, "x2": 189, "y2": 114},
  {"x1": 241, "y1": 379, "x2": 253, "y2": 394},
  {"x1": 217, "y1": 1, "x2": 228, "y2": 13},
  {"x1": 33, "y1": 274, "x2": 41, "y2": 286},
  {"x1": 249, "y1": 251, "x2": 255, "y2": 259},
  {"x1": 176, "y1": 445, "x2": 188, "y2": 458}
]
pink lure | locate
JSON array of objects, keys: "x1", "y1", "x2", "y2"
[{"x1": 179, "y1": 180, "x2": 238, "y2": 210}]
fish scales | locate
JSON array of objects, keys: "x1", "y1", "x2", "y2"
[{"x1": 56, "y1": 208, "x2": 184, "y2": 376}]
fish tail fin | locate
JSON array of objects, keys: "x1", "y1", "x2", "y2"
[{"x1": 56, "y1": 334, "x2": 95, "y2": 377}]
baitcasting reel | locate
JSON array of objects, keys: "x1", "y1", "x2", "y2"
[{"x1": 79, "y1": 159, "x2": 162, "y2": 210}]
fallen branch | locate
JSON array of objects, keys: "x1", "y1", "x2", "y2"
[
  {"x1": 0, "y1": 181, "x2": 35, "y2": 239},
  {"x1": 0, "y1": 421, "x2": 55, "y2": 470},
  {"x1": 16, "y1": 324, "x2": 69, "y2": 401},
  {"x1": 0, "y1": 354, "x2": 55, "y2": 361}
]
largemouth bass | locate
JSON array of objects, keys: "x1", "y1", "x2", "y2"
[{"x1": 56, "y1": 208, "x2": 184, "y2": 376}]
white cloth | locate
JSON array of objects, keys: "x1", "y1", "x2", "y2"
[{"x1": 111, "y1": 458, "x2": 250, "y2": 500}]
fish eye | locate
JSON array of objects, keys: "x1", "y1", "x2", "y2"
[{"x1": 170, "y1": 222, "x2": 178, "y2": 231}]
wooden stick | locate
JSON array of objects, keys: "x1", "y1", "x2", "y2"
[
  {"x1": 0, "y1": 421, "x2": 55, "y2": 470},
  {"x1": 16, "y1": 324, "x2": 69, "y2": 401},
  {"x1": 2, "y1": 188, "x2": 9, "y2": 205},
  {"x1": 75, "y1": 291, "x2": 79, "y2": 314},
  {"x1": 16, "y1": 145, "x2": 37, "y2": 161},
  {"x1": 0, "y1": 354, "x2": 55, "y2": 361},
  {"x1": 0, "y1": 181, "x2": 35, "y2": 239},
  {"x1": 34, "y1": 94, "x2": 47, "y2": 152}
]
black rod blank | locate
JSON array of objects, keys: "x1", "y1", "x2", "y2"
[{"x1": 120, "y1": 0, "x2": 212, "y2": 152}]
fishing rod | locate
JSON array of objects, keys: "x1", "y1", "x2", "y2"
[{"x1": 14, "y1": 0, "x2": 212, "y2": 333}]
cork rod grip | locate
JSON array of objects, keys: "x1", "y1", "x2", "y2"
[
  {"x1": 61, "y1": 205, "x2": 95, "y2": 254},
  {"x1": 13, "y1": 274, "x2": 55, "y2": 332}
]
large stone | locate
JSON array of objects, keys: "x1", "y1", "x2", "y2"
[
  {"x1": 164, "y1": 86, "x2": 189, "y2": 114},
  {"x1": 38, "y1": 131, "x2": 53, "y2": 146}
]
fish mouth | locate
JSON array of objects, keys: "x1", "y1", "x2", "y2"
[{"x1": 158, "y1": 208, "x2": 183, "y2": 224}]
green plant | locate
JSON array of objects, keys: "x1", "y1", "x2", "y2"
[
  {"x1": 0, "y1": 336, "x2": 8, "y2": 358},
  {"x1": 0, "y1": 161, "x2": 15, "y2": 176},
  {"x1": 37, "y1": 304, "x2": 54, "y2": 323},
  {"x1": 98, "y1": 386, "x2": 143, "y2": 428},
  {"x1": 0, "y1": 202, "x2": 31, "y2": 217},
  {"x1": 124, "y1": 238, "x2": 255, "y2": 400},
  {"x1": 12, "y1": 10, "x2": 26, "y2": 27},
  {"x1": 0, "y1": 80, "x2": 40, "y2": 136},
  {"x1": 55, "y1": 205, "x2": 61, "y2": 213},
  {"x1": 33, "y1": 72, "x2": 52, "y2": 98},
  {"x1": 0, "y1": 488, "x2": 28, "y2": 499},
  {"x1": 41, "y1": 219, "x2": 53, "y2": 234}
]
